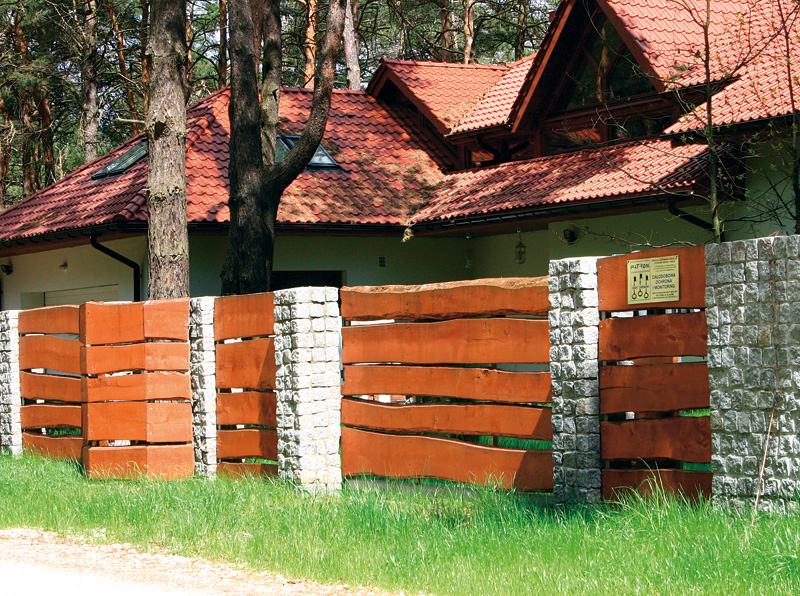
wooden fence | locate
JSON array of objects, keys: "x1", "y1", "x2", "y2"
[
  {"x1": 339, "y1": 278, "x2": 554, "y2": 492},
  {"x1": 597, "y1": 246, "x2": 712, "y2": 500},
  {"x1": 214, "y1": 292, "x2": 278, "y2": 477}
]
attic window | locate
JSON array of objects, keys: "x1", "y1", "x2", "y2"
[
  {"x1": 91, "y1": 141, "x2": 148, "y2": 180},
  {"x1": 276, "y1": 135, "x2": 338, "y2": 168}
]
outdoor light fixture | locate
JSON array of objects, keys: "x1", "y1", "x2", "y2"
[
  {"x1": 465, "y1": 232, "x2": 474, "y2": 269},
  {"x1": 563, "y1": 228, "x2": 578, "y2": 244},
  {"x1": 515, "y1": 227, "x2": 526, "y2": 264},
  {"x1": 0, "y1": 263, "x2": 12, "y2": 275},
  {"x1": 59, "y1": 262, "x2": 68, "y2": 272}
]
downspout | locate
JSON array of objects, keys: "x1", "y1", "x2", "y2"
[{"x1": 90, "y1": 233, "x2": 142, "y2": 302}]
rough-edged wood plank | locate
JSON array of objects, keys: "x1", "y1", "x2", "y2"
[
  {"x1": 598, "y1": 312, "x2": 707, "y2": 361},
  {"x1": 82, "y1": 402, "x2": 191, "y2": 443},
  {"x1": 82, "y1": 444, "x2": 194, "y2": 480},
  {"x1": 214, "y1": 293, "x2": 275, "y2": 341},
  {"x1": 341, "y1": 277, "x2": 549, "y2": 321},
  {"x1": 218, "y1": 462, "x2": 278, "y2": 478},
  {"x1": 19, "y1": 305, "x2": 80, "y2": 336},
  {"x1": 342, "y1": 365, "x2": 551, "y2": 404},
  {"x1": 341, "y1": 427, "x2": 553, "y2": 492},
  {"x1": 83, "y1": 372, "x2": 190, "y2": 403},
  {"x1": 342, "y1": 319, "x2": 550, "y2": 365},
  {"x1": 81, "y1": 342, "x2": 189, "y2": 375},
  {"x1": 602, "y1": 469, "x2": 712, "y2": 501},
  {"x1": 597, "y1": 245, "x2": 706, "y2": 311},
  {"x1": 23, "y1": 432, "x2": 82, "y2": 460},
  {"x1": 20, "y1": 372, "x2": 82, "y2": 403},
  {"x1": 19, "y1": 335, "x2": 82, "y2": 375},
  {"x1": 144, "y1": 299, "x2": 189, "y2": 340},
  {"x1": 216, "y1": 392, "x2": 277, "y2": 426},
  {"x1": 600, "y1": 362, "x2": 710, "y2": 414},
  {"x1": 216, "y1": 338, "x2": 276, "y2": 390},
  {"x1": 342, "y1": 398, "x2": 552, "y2": 440},
  {"x1": 80, "y1": 302, "x2": 145, "y2": 345},
  {"x1": 21, "y1": 404, "x2": 82, "y2": 429},
  {"x1": 144, "y1": 444, "x2": 195, "y2": 479},
  {"x1": 601, "y1": 417, "x2": 711, "y2": 463},
  {"x1": 217, "y1": 428, "x2": 278, "y2": 460},
  {"x1": 145, "y1": 402, "x2": 193, "y2": 443}
]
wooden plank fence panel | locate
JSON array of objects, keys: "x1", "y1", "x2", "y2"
[
  {"x1": 602, "y1": 469, "x2": 712, "y2": 501},
  {"x1": 216, "y1": 392, "x2": 277, "y2": 427},
  {"x1": 341, "y1": 277, "x2": 549, "y2": 321},
  {"x1": 597, "y1": 245, "x2": 706, "y2": 312},
  {"x1": 342, "y1": 365, "x2": 551, "y2": 404},
  {"x1": 19, "y1": 305, "x2": 80, "y2": 336},
  {"x1": 21, "y1": 404, "x2": 82, "y2": 429},
  {"x1": 598, "y1": 312, "x2": 707, "y2": 361},
  {"x1": 601, "y1": 417, "x2": 711, "y2": 463},
  {"x1": 342, "y1": 319, "x2": 550, "y2": 365},
  {"x1": 217, "y1": 428, "x2": 278, "y2": 460},
  {"x1": 214, "y1": 293, "x2": 275, "y2": 341},
  {"x1": 342, "y1": 427, "x2": 553, "y2": 491},
  {"x1": 218, "y1": 462, "x2": 279, "y2": 478},
  {"x1": 82, "y1": 444, "x2": 194, "y2": 479},
  {"x1": 83, "y1": 372, "x2": 191, "y2": 403},
  {"x1": 342, "y1": 398, "x2": 552, "y2": 440},
  {"x1": 216, "y1": 338, "x2": 276, "y2": 390},
  {"x1": 82, "y1": 402, "x2": 192, "y2": 443},
  {"x1": 143, "y1": 299, "x2": 190, "y2": 341},
  {"x1": 80, "y1": 302, "x2": 145, "y2": 345},
  {"x1": 20, "y1": 372, "x2": 82, "y2": 403},
  {"x1": 23, "y1": 432, "x2": 83, "y2": 460},
  {"x1": 82, "y1": 343, "x2": 189, "y2": 375},
  {"x1": 19, "y1": 335, "x2": 82, "y2": 375},
  {"x1": 600, "y1": 362, "x2": 710, "y2": 414}
]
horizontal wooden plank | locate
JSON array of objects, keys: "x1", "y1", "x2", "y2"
[
  {"x1": 143, "y1": 299, "x2": 189, "y2": 341},
  {"x1": 19, "y1": 335, "x2": 82, "y2": 375},
  {"x1": 19, "y1": 305, "x2": 80, "y2": 336},
  {"x1": 342, "y1": 398, "x2": 552, "y2": 440},
  {"x1": 214, "y1": 293, "x2": 275, "y2": 341},
  {"x1": 218, "y1": 462, "x2": 278, "y2": 479},
  {"x1": 80, "y1": 302, "x2": 145, "y2": 345},
  {"x1": 82, "y1": 402, "x2": 192, "y2": 443},
  {"x1": 20, "y1": 372, "x2": 82, "y2": 403},
  {"x1": 341, "y1": 427, "x2": 553, "y2": 492},
  {"x1": 602, "y1": 469, "x2": 712, "y2": 502},
  {"x1": 601, "y1": 417, "x2": 711, "y2": 463},
  {"x1": 21, "y1": 404, "x2": 82, "y2": 429},
  {"x1": 83, "y1": 373, "x2": 190, "y2": 403},
  {"x1": 342, "y1": 319, "x2": 550, "y2": 365},
  {"x1": 341, "y1": 277, "x2": 549, "y2": 321},
  {"x1": 342, "y1": 365, "x2": 551, "y2": 404},
  {"x1": 217, "y1": 392, "x2": 277, "y2": 427},
  {"x1": 216, "y1": 338, "x2": 276, "y2": 390},
  {"x1": 81, "y1": 444, "x2": 194, "y2": 480},
  {"x1": 217, "y1": 428, "x2": 278, "y2": 461},
  {"x1": 82, "y1": 342, "x2": 189, "y2": 375},
  {"x1": 597, "y1": 245, "x2": 706, "y2": 311},
  {"x1": 600, "y1": 362, "x2": 710, "y2": 414},
  {"x1": 598, "y1": 312, "x2": 707, "y2": 361},
  {"x1": 23, "y1": 432, "x2": 82, "y2": 460}
]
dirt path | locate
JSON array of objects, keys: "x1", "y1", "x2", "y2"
[{"x1": 0, "y1": 528, "x2": 402, "y2": 596}]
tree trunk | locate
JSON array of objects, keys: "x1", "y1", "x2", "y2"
[
  {"x1": 186, "y1": 1, "x2": 194, "y2": 97},
  {"x1": 302, "y1": 0, "x2": 318, "y2": 87},
  {"x1": 515, "y1": 2, "x2": 528, "y2": 61},
  {"x1": 0, "y1": 95, "x2": 9, "y2": 207},
  {"x1": 14, "y1": 6, "x2": 35, "y2": 196},
  {"x1": 439, "y1": 0, "x2": 456, "y2": 62},
  {"x1": 146, "y1": 0, "x2": 190, "y2": 299},
  {"x1": 463, "y1": 0, "x2": 475, "y2": 64},
  {"x1": 343, "y1": 0, "x2": 360, "y2": 89},
  {"x1": 107, "y1": 0, "x2": 140, "y2": 136},
  {"x1": 141, "y1": 0, "x2": 151, "y2": 115},
  {"x1": 36, "y1": 92, "x2": 55, "y2": 186},
  {"x1": 218, "y1": 0, "x2": 228, "y2": 88},
  {"x1": 82, "y1": 0, "x2": 99, "y2": 164}
]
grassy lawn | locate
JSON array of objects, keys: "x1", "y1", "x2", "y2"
[{"x1": 1, "y1": 455, "x2": 799, "y2": 595}]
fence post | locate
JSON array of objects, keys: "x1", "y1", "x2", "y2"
[
  {"x1": 548, "y1": 257, "x2": 602, "y2": 505},
  {"x1": 0, "y1": 310, "x2": 21, "y2": 457},
  {"x1": 273, "y1": 287, "x2": 342, "y2": 492},
  {"x1": 189, "y1": 297, "x2": 217, "y2": 476}
]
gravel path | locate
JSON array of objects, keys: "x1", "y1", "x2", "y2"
[{"x1": 0, "y1": 528, "x2": 403, "y2": 596}]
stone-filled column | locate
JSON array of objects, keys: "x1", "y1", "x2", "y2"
[
  {"x1": 273, "y1": 287, "x2": 342, "y2": 492},
  {"x1": 0, "y1": 310, "x2": 21, "y2": 457},
  {"x1": 548, "y1": 257, "x2": 602, "y2": 505},
  {"x1": 189, "y1": 297, "x2": 217, "y2": 476},
  {"x1": 706, "y1": 236, "x2": 800, "y2": 513}
]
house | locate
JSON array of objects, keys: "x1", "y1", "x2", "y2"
[{"x1": 0, "y1": 0, "x2": 795, "y2": 308}]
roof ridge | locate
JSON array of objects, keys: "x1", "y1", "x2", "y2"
[{"x1": 382, "y1": 58, "x2": 508, "y2": 70}]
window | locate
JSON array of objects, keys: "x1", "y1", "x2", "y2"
[
  {"x1": 91, "y1": 141, "x2": 148, "y2": 180},
  {"x1": 276, "y1": 135, "x2": 338, "y2": 168}
]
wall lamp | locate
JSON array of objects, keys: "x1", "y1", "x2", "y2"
[
  {"x1": 563, "y1": 229, "x2": 578, "y2": 245},
  {"x1": 0, "y1": 264, "x2": 12, "y2": 275}
]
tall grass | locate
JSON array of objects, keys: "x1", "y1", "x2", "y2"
[{"x1": 1, "y1": 455, "x2": 799, "y2": 595}]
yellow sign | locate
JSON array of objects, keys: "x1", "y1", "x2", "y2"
[{"x1": 627, "y1": 255, "x2": 680, "y2": 305}]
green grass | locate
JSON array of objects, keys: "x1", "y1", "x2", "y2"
[{"x1": 1, "y1": 455, "x2": 799, "y2": 595}]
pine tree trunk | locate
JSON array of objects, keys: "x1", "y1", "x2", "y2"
[
  {"x1": 0, "y1": 95, "x2": 9, "y2": 207},
  {"x1": 218, "y1": 0, "x2": 228, "y2": 88},
  {"x1": 107, "y1": 0, "x2": 140, "y2": 135},
  {"x1": 146, "y1": 0, "x2": 190, "y2": 299},
  {"x1": 82, "y1": 0, "x2": 99, "y2": 163},
  {"x1": 141, "y1": 0, "x2": 151, "y2": 115},
  {"x1": 343, "y1": 0, "x2": 360, "y2": 89},
  {"x1": 302, "y1": 0, "x2": 318, "y2": 87},
  {"x1": 439, "y1": 0, "x2": 456, "y2": 62},
  {"x1": 37, "y1": 93, "x2": 55, "y2": 186},
  {"x1": 463, "y1": 0, "x2": 475, "y2": 64},
  {"x1": 14, "y1": 7, "x2": 35, "y2": 196}
]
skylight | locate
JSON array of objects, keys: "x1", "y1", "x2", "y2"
[
  {"x1": 91, "y1": 141, "x2": 148, "y2": 180},
  {"x1": 276, "y1": 135, "x2": 338, "y2": 168}
]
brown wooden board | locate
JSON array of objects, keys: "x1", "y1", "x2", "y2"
[
  {"x1": 342, "y1": 319, "x2": 550, "y2": 365},
  {"x1": 342, "y1": 365, "x2": 551, "y2": 404},
  {"x1": 597, "y1": 245, "x2": 706, "y2": 311},
  {"x1": 598, "y1": 312, "x2": 707, "y2": 361},
  {"x1": 19, "y1": 305, "x2": 80, "y2": 336},
  {"x1": 21, "y1": 404, "x2": 82, "y2": 429},
  {"x1": 80, "y1": 302, "x2": 145, "y2": 345},
  {"x1": 216, "y1": 338, "x2": 277, "y2": 390},
  {"x1": 23, "y1": 432, "x2": 82, "y2": 460},
  {"x1": 82, "y1": 402, "x2": 192, "y2": 443},
  {"x1": 342, "y1": 398, "x2": 552, "y2": 440},
  {"x1": 143, "y1": 299, "x2": 189, "y2": 340},
  {"x1": 214, "y1": 293, "x2": 275, "y2": 341},
  {"x1": 341, "y1": 277, "x2": 549, "y2": 321},
  {"x1": 602, "y1": 469, "x2": 712, "y2": 501},
  {"x1": 83, "y1": 372, "x2": 191, "y2": 403},
  {"x1": 81, "y1": 342, "x2": 189, "y2": 375},
  {"x1": 341, "y1": 427, "x2": 553, "y2": 492},
  {"x1": 19, "y1": 335, "x2": 82, "y2": 375},
  {"x1": 218, "y1": 462, "x2": 278, "y2": 478},
  {"x1": 217, "y1": 428, "x2": 278, "y2": 460},
  {"x1": 217, "y1": 392, "x2": 277, "y2": 426},
  {"x1": 81, "y1": 444, "x2": 194, "y2": 480},
  {"x1": 20, "y1": 372, "x2": 82, "y2": 403},
  {"x1": 601, "y1": 417, "x2": 711, "y2": 463},
  {"x1": 599, "y1": 362, "x2": 710, "y2": 414}
]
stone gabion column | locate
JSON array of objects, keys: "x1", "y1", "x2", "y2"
[
  {"x1": 0, "y1": 310, "x2": 21, "y2": 457},
  {"x1": 706, "y1": 236, "x2": 800, "y2": 513},
  {"x1": 189, "y1": 297, "x2": 217, "y2": 476},
  {"x1": 548, "y1": 257, "x2": 602, "y2": 505},
  {"x1": 273, "y1": 287, "x2": 342, "y2": 492}
]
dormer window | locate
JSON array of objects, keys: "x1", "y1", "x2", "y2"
[
  {"x1": 276, "y1": 135, "x2": 338, "y2": 168},
  {"x1": 91, "y1": 141, "x2": 148, "y2": 180}
]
